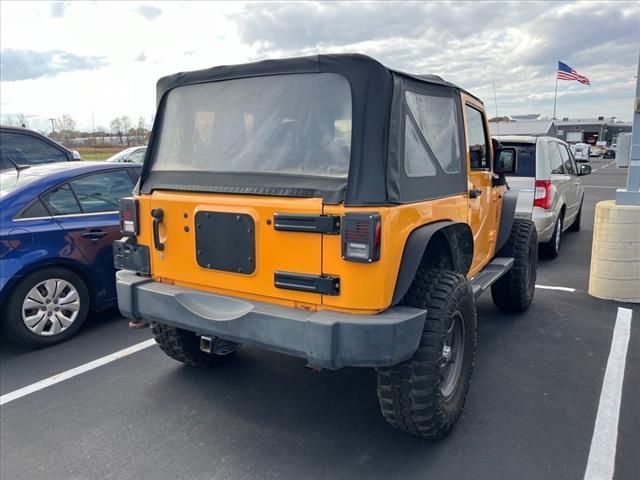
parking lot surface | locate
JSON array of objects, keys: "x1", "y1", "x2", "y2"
[{"x1": 1, "y1": 157, "x2": 638, "y2": 480}]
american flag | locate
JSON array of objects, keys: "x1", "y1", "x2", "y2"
[{"x1": 557, "y1": 61, "x2": 590, "y2": 85}]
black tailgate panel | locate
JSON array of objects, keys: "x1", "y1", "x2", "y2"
[{"x1": 195, "y1": 211, "x2": 255, "y2": 274}]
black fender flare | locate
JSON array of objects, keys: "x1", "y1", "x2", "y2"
[
  {"x1": 495, "y1": 189, "x2": 518, "y2": 252},
  {"x1": 391, "y1": 221, "x2": 473, "y2": 306}
]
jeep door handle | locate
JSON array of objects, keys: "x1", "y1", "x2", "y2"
[
  {"x1": 81, "y1": 230, "x2": 107, "y2": 240},
  {"x1": 469, "y1": 188, "x2": 482, "y2": 199},
  {"x1": 151, "y1": 208, "x2": 165, "y2": 251}
]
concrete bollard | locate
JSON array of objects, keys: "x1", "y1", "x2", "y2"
[{"x1": 589, "y1": 200, "x2": 640, "y2": 302}]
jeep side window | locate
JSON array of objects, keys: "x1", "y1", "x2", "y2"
[
  {"x1": 549, "y1": 142, "x2": 564, "y2": 174},
  {"x1": 464, "y1": 106, "x2": 489, "y2": 170},
  {"x1": 405, "y1": 91, "x2": 461, "y2": 174}
]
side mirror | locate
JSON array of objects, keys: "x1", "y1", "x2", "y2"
[
  {"x1": 579, "y1": 164, "x2": 592, "y2": 176},
  {"x1": 72, "y1": 150, "x2": 82, "y2": 160},
  {"x1": 494, "y1": 147, "x2": 517, "y2": 175}
]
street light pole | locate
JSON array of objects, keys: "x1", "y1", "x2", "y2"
[{"x1": 616, "y1": 50, "x2": 640, "y2": 205}]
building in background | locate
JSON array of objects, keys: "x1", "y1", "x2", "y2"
[
  {"x1": 488, "y1": 114, "x2": 632, "y2": 145},
  {"x1": 555, "y1": 117, "x2": 632, "y2": 145}
]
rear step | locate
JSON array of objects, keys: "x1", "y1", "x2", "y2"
[{"x1": 470, "y1": 257, "x2": 514, "y2": 299}]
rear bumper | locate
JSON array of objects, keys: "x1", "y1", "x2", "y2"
[
  {"x1": 116, "y1": 270, "x2": 426, "y2": 369},
  {"x1": 532, "y1": 207, "x2": 557, "y2": 243}
]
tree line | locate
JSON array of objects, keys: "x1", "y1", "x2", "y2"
[{"x1": 5, "y1": 113, "x2": 153, "y2": 148}]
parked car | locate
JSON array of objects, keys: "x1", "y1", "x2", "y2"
[
  {"x1": 0, "y1": 162, "x2": 141, "y2": 346},
  {"x1": 494, "y1": 135, "x2": 591, "y2": 258},
  {"x1": 106, "y1": 146, "x2": 147, "y2": 163},
  {"x1": 589, "y1": 146, "x2": 602, "y2": 157},
  {"x1": 603, "y1": 148, "x2": 616, "y2": 159},
  {"x1": 572, "y1": 142, "x2": 590, "y2": 162},
  {"x1": 115, "y1": 54, "x2": 538, "y2": 439},
  {"x1": 0, "y1": 125, "x2": 81, "y2": 171}
]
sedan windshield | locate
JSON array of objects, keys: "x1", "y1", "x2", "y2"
[{"x1": 151, "y1": 73, "x2": 352, "y2": 178}]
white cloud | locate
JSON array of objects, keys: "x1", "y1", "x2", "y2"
[{"x1": 0, "y1": 0, "x2": 637, "y2": 130}]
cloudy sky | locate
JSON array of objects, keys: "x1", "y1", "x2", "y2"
[{"x1": 1, "y1": 1, "x2": 638, "y2": 132}]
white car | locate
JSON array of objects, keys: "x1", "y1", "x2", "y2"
[
  {"x1": 494, "y1": 136, "x2": 591, "y2": 258},
  {"x1": 106, "y1": 146, "x2": 147, "y2": 163},
  {"x1": 572, "y1": 143, "x2": 590, "y2": 162}
]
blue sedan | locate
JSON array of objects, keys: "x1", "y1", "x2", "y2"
[{"x1": 0, "y1": 162, "x2": 140, "y2": 346}]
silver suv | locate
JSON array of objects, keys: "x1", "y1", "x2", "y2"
[{"x1": 494, "y1": 136, "x2": 591, "y2": 258}]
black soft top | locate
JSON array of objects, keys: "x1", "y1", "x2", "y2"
[
  {"x1": 142, "y1": 54, "x2": 477, "y2": 205},
  {"x1": 155, "y1": 54, "x2": 477, "y2": 106}
]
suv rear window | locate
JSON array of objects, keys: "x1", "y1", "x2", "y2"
[
  {"x1": 501, "y1": 142, "x2": 536, "y2": 177},
  {"x1": 152, "y1": 73, "x2": 352, "y2": 178}
]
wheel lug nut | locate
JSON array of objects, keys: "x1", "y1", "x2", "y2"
[
  {"x1": 55, "y1": 307, "x2": 60, "y2": 312},
  {"x1": 41, "y1": 307, "x2": 46, "y2": 311},
  {"x1": 53, "y1": 299, "x2": 58, "y2": 304},
  {"x1": 46, "y1": 299, "x2": 51, "y2": 304},
  {"x1": 47, "y1": 312, "x2": 52, "y2": 316}
]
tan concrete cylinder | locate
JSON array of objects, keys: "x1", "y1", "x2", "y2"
[{"x1": 589, "y1": 200, "x2": 640, "y2": 302}]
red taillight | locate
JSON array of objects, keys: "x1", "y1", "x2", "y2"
[
  {"x1": 119, "y1": 197, "x2": 139, "y2": 236},
  {"x1": 534, "y1": 180, "x2": 551, "y2": 209},
  {"x1": 341, "y1": 213, "x2": 381, "y2": 263}
]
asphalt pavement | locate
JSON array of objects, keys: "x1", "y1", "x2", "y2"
[{"x1": 1, "y1": 156, "x2": 638, "y2": 480}]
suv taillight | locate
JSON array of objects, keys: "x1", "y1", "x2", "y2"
[
  {"x1": 341, "y1": 213, "x2": 381, "y2": 263},
  {"x1": 534, "y1": 180, "x2": 551, "y2": 209},
  {"x1": 119, "y1": 197, "x2": 139, "y2": 236}
]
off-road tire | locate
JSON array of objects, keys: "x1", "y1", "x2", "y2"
[
  {"x1": 2, "y1": 267, "x2": 90, "y2": 347},
  {"x1": 376, "y1": 269, "x2": 477, "y2": 439},
  {"x1": 568, "y1": 200, "x2": 582, "y2": 232},
  {"x1": 491, "y1": 219, "x2": 538, "y2": 312},
  {"x1": 151, "y1": 322, "x2": 238, "y2": 367},
  {"x1": 540, "y1": 214, "x2": 562, "y2": 259}
]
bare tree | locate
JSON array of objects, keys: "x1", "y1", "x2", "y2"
[
  {"x1": 110, "y1": 118, "x2": 123, "y2": 145},
  {"x1": 55, "y1": 114, "x2": 77, "y2": 145},
  {"x1": 15, "y1": 113, "x2": 27, "y2": 127},
  {"x1": 121, "y1": 116, "x2": 132, "y2": 146},
  {"x1": 136, "y1": 116, "x2": 149, "y2": 144}
]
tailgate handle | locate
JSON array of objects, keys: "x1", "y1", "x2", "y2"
[
  {"x1": 273, "y1": 214, "x2": 340, "y2": 234},
  {"x1": 151, "y1": 208, "x2": 165, "y2": 251},
  {"x1": 469, "y1": 188, "x2": 482, "y2": 198}
]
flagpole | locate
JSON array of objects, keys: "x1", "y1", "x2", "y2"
[{"x1": 552, "y1": 61, "x2": 559, "y2": 120}]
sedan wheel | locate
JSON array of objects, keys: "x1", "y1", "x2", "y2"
[
  {"x1": 3, "y1": 267, "x2": 90, "y2": 347},
  {"x1": 22, "y1": 279, "x2": 81, "y2": 336}
]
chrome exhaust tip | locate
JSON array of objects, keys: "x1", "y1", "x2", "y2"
[{"x1": 200, "y1": 336, "x2": 212, "y2": 353}]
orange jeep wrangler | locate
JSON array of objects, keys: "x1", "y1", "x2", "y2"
[{"x1": 114, "y1": 54, "x2": 538, "y2": 439}]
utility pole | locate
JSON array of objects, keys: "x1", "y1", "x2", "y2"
[{"x1": 49, "y1": 118, "x2": 55, "y2": 134}]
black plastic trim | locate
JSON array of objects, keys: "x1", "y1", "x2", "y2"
[
  {"x1": 274, "y1": 214, "x2": 341, "y2": 234},
  {"x1": 496, "y1": 189, "x2": 518, "y2": 251},
  {"x1": 274, "y1": 271, "x2": 340, "y2": 295},
  {"x1": 113, "y1": 237, "x2": 150, "y2": 275}
]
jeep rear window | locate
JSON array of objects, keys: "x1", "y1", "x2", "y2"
[
  {"x1": 151, "y1": 73, "x2": 352, "y2": 178},
  {"x1": 500, "y1": 142, "x2": 536, "y2": 177}
]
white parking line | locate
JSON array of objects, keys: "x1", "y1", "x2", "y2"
[
  {"x1": 0, "y1": 338, "x2": 155, "y2": 406},
  {"x1": 535, "y1": 284, "x2": 576, "y2": 292},
  {"x1": 584, "y1": 307, "x2": 633, "y2": 480}
]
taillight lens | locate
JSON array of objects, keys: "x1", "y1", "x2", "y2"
[
  {"x1": 534, "y1": 180, "x2": 551, "y2": 209},
  {"x1": 119, "y1": 197, "x2": 139, "y2": 236},
  {"x1": 341, "y1": 213, "x2": 381, "y2": 263}
]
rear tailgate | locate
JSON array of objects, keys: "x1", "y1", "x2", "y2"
[
  {"x1": 506, "y1": 176, "x2": 535, "y2": 219},
  {"x1": 148, "y1": 191, "x2": 325, "y2": 305},
  {"x1": 504, "y1": 142, "x2": 536, "y2": 219}
]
